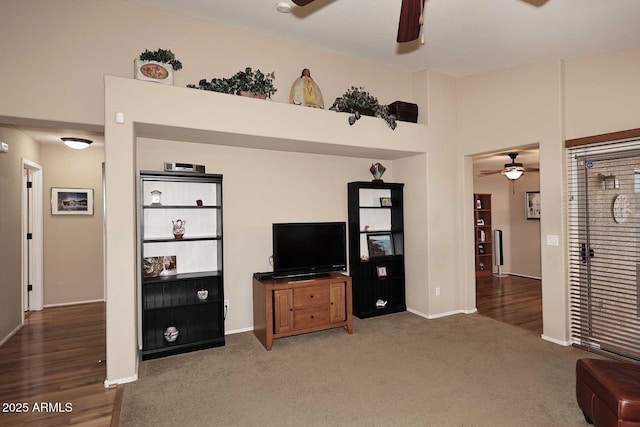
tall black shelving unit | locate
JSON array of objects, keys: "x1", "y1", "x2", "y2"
[
  {"x1": 348, "y1": 181, "x2": 406, "y2": 318},
  {"x1": 139, "y1": 171, "x2": 224, "y2": 360}
]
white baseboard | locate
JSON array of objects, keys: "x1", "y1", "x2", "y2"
[
  {"x1": 44, "y1": 298, "x2": 105, "y2": 308},
  {"x1": 541, "y1": 334, "x2": 571, "y2": 346},
  {"x1": 0, "y1": 323, "x2": 24, "y2": 347},
  {"x1": 506, "y1": 272, "x2": 542, "y2": 280},
  {"x1": 407, "y1": 307, "x2": 477, "y2": 319},
  {"x1": 225, "y1": 326, "x2": 253, "y2": 335},
  {"x1": 104, "y1": 373, "x2": 138, "y2": 388}
]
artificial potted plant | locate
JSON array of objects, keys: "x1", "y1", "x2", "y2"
[
  {"x1": 187, "y1": 67, "x2": 277, "y2": 99},
  {"x1": 135, "y1": 48, "x2": 183, "y2": 85},
  {"x1": 329, "y1": 86, "x2": 397, "y2": 130}
]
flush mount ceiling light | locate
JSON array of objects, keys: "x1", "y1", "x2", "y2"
[{"x1": 61, "y1": 137, "x2": 92, "y2": 150}]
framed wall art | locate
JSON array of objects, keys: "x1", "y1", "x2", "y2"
[
  {"x1": 367, "y1": 233, "x2": 394, "y2": 258},
  {"x1": 526, "y1": 191, "x2": 541, "y2": 220},
  {"x1": 51, "y1": 187, "x2": 94, "y2": 215}
]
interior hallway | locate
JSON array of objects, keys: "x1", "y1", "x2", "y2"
[{"x1": 0, "y1": 302, "x2": 121, "y2": 426}]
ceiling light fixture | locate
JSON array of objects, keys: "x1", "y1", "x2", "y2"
[
  {"x1": 61, "y1": 137, "x2": 92, "y2": 150},
  {"x1": 276, "y1": 2, "x2": 292, "y2": 13},
  {"x1": 503, "y1": 169, "x2": 524, "y2": 180}
]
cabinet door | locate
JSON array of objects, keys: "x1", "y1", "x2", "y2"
[
  {"x1": 329, "y1": 282, "x2": 346, "y2": 323},
  {"x1": 274, "y1": 289, "x2": 293, "y2": 334}
]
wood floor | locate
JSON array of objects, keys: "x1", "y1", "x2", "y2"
[
  {"x1": 0, "y1": 302, "x2": 120, "y2": 427},
  {"x1": 476, "y1": 274, "x2": 543, "y2": 335}
]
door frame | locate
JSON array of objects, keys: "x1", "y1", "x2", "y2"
[{"x1": 21, "y1": 159, "x2": 44, "y2": 317}]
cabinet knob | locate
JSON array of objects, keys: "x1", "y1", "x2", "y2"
[
  {"x1": 289, "y1": 308, "x2": 293, "y2": 311},
  {"x1": 310, "y1": 315, "x2": 314, "y2": 319},
  {"x1": 310, "y1": 295, "x2": 314, "y2": 298}
]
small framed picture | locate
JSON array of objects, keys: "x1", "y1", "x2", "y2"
[
  {"x1": 476, "y1": 219, "x2": 485, "y2": 226},
  {"x1": 380, "y1": 197, "x2": 392, "y2": 207},
  {"x1": 376, "y1": 265, "x2": 388, "y2": 278},
  {"x1": 51, "y1": 187, "x2": 94, "y2": 215},
  {"x1": 367, "y1": 233, "x2": 395, "y2": 258},
  {"x1": 526, "y1": 191, "x2": 541, "y2": 220}
]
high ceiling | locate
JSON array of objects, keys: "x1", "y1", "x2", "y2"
[{"x1": 131, "y1": 0, "x2": 640, "y2": 76}]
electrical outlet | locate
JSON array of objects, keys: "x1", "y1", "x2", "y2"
[
  {"x1": 224, "y1": 299, "x2": 229, "y2": 309},
  {"x1": 435, "y1": 287, "x2": 441, "y2": 297}
]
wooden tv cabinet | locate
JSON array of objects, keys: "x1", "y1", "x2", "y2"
[{"x1": 252, "y1": 273, "x2": 353, "y2": 350}]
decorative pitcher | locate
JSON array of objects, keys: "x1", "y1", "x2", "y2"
[{"x1": 172, "y1": 219, "x2": 186, "y2": 239}]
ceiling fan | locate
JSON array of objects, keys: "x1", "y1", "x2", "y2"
[
  {"x1": 291, "y1": 0, "x2": 551, "y2": 44},
  {"x1": 479, "y1": 152, "x2": 539, "y2": 181},
  {"x1": 292, "y1": 0, "x2": 427, "y2": 43}
]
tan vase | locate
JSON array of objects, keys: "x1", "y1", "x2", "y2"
[{"x1": 239, "y1": 91, "x2": 268, "y2": 99}]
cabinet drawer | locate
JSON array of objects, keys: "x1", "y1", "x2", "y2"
[
  {"x1": 293, "y1": 286, "x2": 330, "y2": 308},
  {"x1": 293, "y1": 306, "x2": 330, "y2": 330}
]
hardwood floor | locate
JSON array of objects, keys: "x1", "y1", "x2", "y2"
[
  {"x1": 0, "y1": 302, "x2": 119, "y2": 427},
  {"x1": 476, "y1": 274, "x2": 543, "y2": 335}
]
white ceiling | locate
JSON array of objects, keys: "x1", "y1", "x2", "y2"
[{"x1": 131, "y1": 0, "x2": 640, "y2": 76}]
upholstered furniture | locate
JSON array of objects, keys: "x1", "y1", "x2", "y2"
[{"x1": 576, "y1": 358, "x2": 640, "y2": 426}]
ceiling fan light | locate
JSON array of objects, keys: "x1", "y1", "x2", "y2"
[
  {"x1": 61, "y1": 137, "x2": 92, "y2": 150},
  {"x1": 504, "y1": 169, "x2": 524, "y2": 180}
]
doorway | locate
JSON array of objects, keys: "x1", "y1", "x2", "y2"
[
  {"x1": 21, "y1": 159, "x2": 44, "y2": 318},
  {"x1": 472, "y1": 147, "x2": 542, "y2": 333}
]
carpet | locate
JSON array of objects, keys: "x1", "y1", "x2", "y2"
[{"x1": 121, "y1": 312, "x2": 596, "y2": 426}]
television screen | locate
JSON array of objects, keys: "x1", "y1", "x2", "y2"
[{"x1": 273, "y1": 222, "x2": 347, "y2": 278}]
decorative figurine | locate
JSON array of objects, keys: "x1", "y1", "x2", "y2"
[
  {"x1": 150, "y1": 190, "x2": 162, "y2": 205},
  {"x1": 370, "y1": 162, "x2": 386, "y2": 183},
  {"x1": 289, "y1": 68, "x2": 324, "y2": 109},
  {"x1": 172, "y1": 219, "x2": 186, "y2": 239}
]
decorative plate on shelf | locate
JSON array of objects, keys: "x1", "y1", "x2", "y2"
[{"x1": 612, "y1": 194, "x2": 631, "y2": 223}]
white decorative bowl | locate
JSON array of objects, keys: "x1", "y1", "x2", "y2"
[
  {"x1": 197, "y1": 289, "x2": 208, "y2": 300},
  {"x1": 164, "y1": 326, "x2": 179, "y2": 342}
]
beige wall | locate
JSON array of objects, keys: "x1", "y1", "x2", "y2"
[
  {"x1": 137, "y1": 139, "x2": 393, "y2": 332},
  {"x1": 41, "y1": 144, "x2": 104, "y2": 306},
  {"x1": 0, "y1": 0, "x2": 415, "y2": 129},
  {"x1": 0, "y1": 127, "x2": 41, "y2": 341}
]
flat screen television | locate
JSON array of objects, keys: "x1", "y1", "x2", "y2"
[{"x1": 272, "y1": 222, "x2": 347, "y2": 278}]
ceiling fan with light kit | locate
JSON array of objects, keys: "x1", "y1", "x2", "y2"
[
  {"x1": 291, "y1": 0, "x2": 551, "y2": 44},
  {"x1": 479, "y1": 152, "x2": 539, "y2": 181}
]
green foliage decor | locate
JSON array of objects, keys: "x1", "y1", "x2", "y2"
[
  {"x1": 138, "y1": 49, "x2": 183, "y2": 71},
  {"x1": 329, "y1": 86, "x2": 397, "y2": 130},
  {"x1": 187, "y1": 67, "x2": 277, "y2": 98}
]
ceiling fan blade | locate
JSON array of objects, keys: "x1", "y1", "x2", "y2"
[
  {"x1": 291, "y1": 0, "x2": 316, "y2": 6},
  {"x1": 397, "y1": 0, "x2": 424, "y2": 43},
  {"x1": 479, "y1": 170, "x2": 502, "y2": 176},
  {"x1": 522, "y1": 167, "x2": 540, "y2": 172}
]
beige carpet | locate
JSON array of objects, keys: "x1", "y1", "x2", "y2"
[{"x1": 121, "y1": 312, "x2": 598, "y2": 426}]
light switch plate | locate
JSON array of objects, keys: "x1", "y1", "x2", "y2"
[{"x1": 546, "y1": 235, "x2": 559, "y2": 246}]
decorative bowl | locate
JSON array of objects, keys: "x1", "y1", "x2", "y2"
[
  {"x1": 164, "y1": 326, "x2": 179, "y2": 342},
  {"x1": 197, "y1": 289, "x2": 208, "y2": 300}
]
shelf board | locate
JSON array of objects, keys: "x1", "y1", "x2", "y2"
[
  {"x1": 143, "y1": 270, "x2": 222, "y2": 284},
  {"x1": 142, "y1": 336, "x2": 225, "y2": 360},
  {"x1": 143, "y1": 235, "x2": 221, "y2": 243},
  {"x1": 355, "y1": 303, "x2": 406, "y2": 319},
  {"x1": 143, "y1": 298, "x2": 223, "y2": 311},
  {"x1": 143, "y1": 205, "x2": 221, "y2": 209}
]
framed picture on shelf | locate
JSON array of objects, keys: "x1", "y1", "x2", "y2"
[
  {"x1": 367, "y1": 233, "x2": 394, "y2": 258},
  {"x1": 380, "y1": 197, "x2": 392, "y2": 207},
  {"x1": 51, "y1": 187, "x2": 94, "y2": 215},
  {"x1": 376, "y1": 265, "x2": 388, "y2": 278},
  {"x1": 143, "y1": 255, "x2": 177, "y2": 278},
  {"x1": 526, "y1": 191, "x2": 541, "y2": 219}
]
